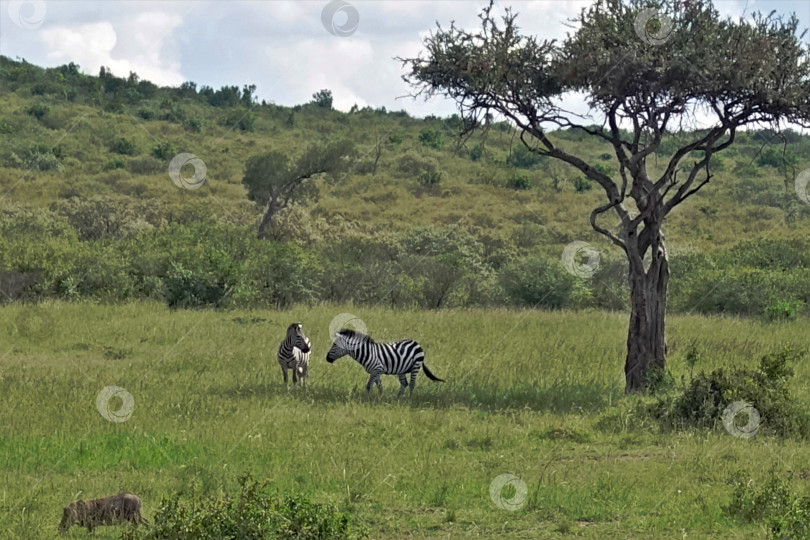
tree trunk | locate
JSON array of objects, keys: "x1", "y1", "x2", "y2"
[
  {"x1": 257, "y1": 200, "x2": 281, "y2": 239},
  {"x1": 624, "y1": 241, "x2": 669, "y2": 393}
]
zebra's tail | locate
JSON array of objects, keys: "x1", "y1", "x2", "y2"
[{"x1": 422, "y1": 364, "x2": 444, "y2": 382}]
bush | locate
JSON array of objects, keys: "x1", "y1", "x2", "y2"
[
  {"x1": 500, "y1": 255, "x2": 588, "y2": 309},
  {"x1": 396, "y1": 152, "x2": 439, "y2": 179},
  {"x1": 506, "y1": 173, "x2": 532, "y2": 190},
  {"x1": 26, "y1": 103, "x2": 49, "y2": 119},
  {"x1": 103, "y1": 158, "x2": 127, "y2": 170},
  {"x1": 129, "y1": 156, "x2": 163, "y2": 175},
  {"x1": 111, "y1": 137, "x2": 138, "y2": 155},
  {"x1": 573, "y1": 176, "x2": 593, "y2": 192},
  {"x1": 152, "y1": 140, "x2": 176, "y2": 160},
  {"x1": 137, "y1": 108, "x2": 156, "y2": 120},
  {"x1": 507, "y1": 144, "x2": 544, "y2": 168},
  {"x1": 646, "y1": 348, "x2": 810, "y2": 438},
  {"x1": 122, "y1": 473, "x2": 365, "y2": 540},
  {"x1": 418, "y1": 128, "x2": 444, "y2": 149},
  {"x1": 725, "y1": 470, "x2": 810, "y2": 539},
  {"x1": 417, "y1": 170, "x2": 442, "y2": 186}
]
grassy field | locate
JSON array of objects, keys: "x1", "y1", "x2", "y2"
[{"x1": 2, "y1": 302, "x2": 810, "y2": 538}]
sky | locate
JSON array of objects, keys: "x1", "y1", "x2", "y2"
[{"x1": 1, "y1": 0, "x2": 809, "y2": 120}]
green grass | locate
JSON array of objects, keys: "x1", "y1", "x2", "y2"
[{"x1": 2, "y1": 302, "x2": 810, "y2": 538}]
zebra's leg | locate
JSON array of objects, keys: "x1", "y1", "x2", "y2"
[
  {"x1": 398, "y1": 374, "x2": 408, "y2": 397},
  {"x1": 280, "y1": 364, "x2": 288, "y2": 387},
  {"x1": 366, "y1": 374, "x2": 375, "y2": 393},
  {"x1": 292, "y1": 364, "x2": 299, "y2": 386},
  {"x1": 409, "y1": 369, "x2": 419, "y2": 395},
  {"x1": 376, "y1": 375, "x2": 383, "y2": 394}
]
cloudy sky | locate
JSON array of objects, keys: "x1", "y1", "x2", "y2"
[{"x1": 1, "y1": 0, "x2": 808, "y2": 119}]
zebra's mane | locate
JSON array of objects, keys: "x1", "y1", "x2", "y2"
[{"x1": 338, "y1": 328, "x2": 374, "y2": 343}]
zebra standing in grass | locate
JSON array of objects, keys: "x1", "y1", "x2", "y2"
[
  {"x1": 278, "y1": 322, "x2": 312, "y2": 387},
  {"x1": 326, "y1": 328, "x2": 444, "y2": 396}
]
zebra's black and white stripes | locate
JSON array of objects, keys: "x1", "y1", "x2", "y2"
[
  {"x1": 326, "y1": 328, "x2": 444, "y2": 395},
  {"x1": 278, "y1": 322, "x2": 312, "y2": 387}
]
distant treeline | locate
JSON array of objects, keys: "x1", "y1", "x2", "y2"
[{"x1": 1, "y1": 202, "x2": 808, "y2": 320}]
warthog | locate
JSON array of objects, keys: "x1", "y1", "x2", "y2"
[{"x1": 58, "y1": 491, "x2": 147, "y2": 533}]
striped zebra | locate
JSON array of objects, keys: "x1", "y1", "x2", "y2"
[
  {"x1": 326, "y1": 328, "x2": 444, "y2": 396},
  {"x1": 278, "y1": 322, "x2": 312, "y2": 387}
]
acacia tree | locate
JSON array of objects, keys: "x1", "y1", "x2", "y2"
[
  {"x1": 243, "y1": 140, "x2": 355, "y2": 239},
  {"x1": 401, "y1": 0, "x2": 810, "y2": 391}
]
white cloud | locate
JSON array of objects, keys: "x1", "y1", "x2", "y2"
[{"x1": 39, "y1": 11, "x2": 185, "y2": 85}]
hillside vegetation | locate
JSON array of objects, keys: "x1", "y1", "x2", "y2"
[{"x1": 1, "y1": 56, "x2": 810, "y2": 315}]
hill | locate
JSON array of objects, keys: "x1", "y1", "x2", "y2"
[{"x1": 1, "y1": 56, "x2": 810, "y2": 315}]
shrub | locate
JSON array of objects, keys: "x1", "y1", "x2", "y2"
[
  {"x1": 418, "y1": 128, "x2": 444, "y2": 149},
  {"x1": 500, "y1": 255, "x2": 587, "y2": 309},
  {"x1": 311, "y1": 89, "x2": 333, "y2": 109},
  {"x1": 417, "y1": 170, "x2": 442, "y2": 186},
  {"x1": 137, "y1": 108, "x2": 156, "y2": 120},
  {"x1": 573, "y1": 176, "x2": 593, "y2": 192},
  {"x1": 763, "y1": 298, "x2": 804, "y2": 321},
  {"x1": 26, "y1": 103, "x2": 49, "y2": 119},
  {"x1": 111, "y1": 137, "x2": 138, "y2": 155},
  {"x1": 506, "y1": 173, "x2": 532, "y2": 190},
  {"x1": 129, "y1": 156, "x2": 163, "y2": 175},
  {"x1": 507, "y1": 144, "x2": 544, "y2": 168},
  {"x1": 152, "y1": 140, "x2": 176, "y2": 160},
  {"x1": 103, "y1": 158, "x2": 127, "y2": 171},
  {"x1": 122, "y1": 473, "x2": 365, "y2": 540},
  {"x1": 725, "y1": 470, "x2": 810, "y2": 539},
  {"x1": 598, "y1": 152, "x2": 612, "y2": 161},
  {"x1": 396, "y1": 151, "x2": 439, "y2": 179},
  {"x1": 646, "y1": 348, "x2": 810, "y2": 438}
]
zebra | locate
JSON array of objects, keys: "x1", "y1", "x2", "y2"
[
  {"x1": 326, "y1": 328, "x2": 444, "y2": 396},
  {"x1": 278, "y1": 322, "x2": 312, "y2": 387}
]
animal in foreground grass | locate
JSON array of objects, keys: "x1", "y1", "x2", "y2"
[
  {"x1": 278, "y1": 322, "x2": 312, "y2": 387},
  {"x1": 58, "y1": 491, "x2": 147, "y2": 533},
  {"x1": 326, "y1": 328, "x2": 444, "y2": 396}
]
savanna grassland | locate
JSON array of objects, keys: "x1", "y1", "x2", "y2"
[
  {"x1": 3, "y1": 54, "x2": 810, "y2": 539},
  {"x1": 2, "y1": 303, "x2": 810, "y2": 539}
]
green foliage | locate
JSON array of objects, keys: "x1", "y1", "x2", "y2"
[
  {"x1": 152, "y1": 140, "x2": 176, "y2": 160},
  {"x1": 507, "y1": 144, "x2": 544, "y2": 169},
  {"x1": 506, "y1": 173, "x2": 532, "y2": 190},
  {"x1": 7, "y1": 144, "x2": 62, "y2": 171},
  {"x1": 418, "y1": 128, "x2": 444, "y2": 149},
  {"x1": 757, "y1": 146, "x2": 799, "y2": 171},
  {"x1": 500, "y1": 254, "x2": 590, "y2": 309},
  {"x1": 123, "y1": 472, "x2": 364, "y2": 539},
  {"x1": 225, "y1": 108, "x2": 255, "y2": 131},
  {"x1": 572, "y1": 176, "x2": 593, "y2": 192},
  {"x1": 26, "y1": 103, "x2": 49, "y2": 119},
  {"x1": 646, "y1": 348, "x2": 810, "y2": 438},
  {"x1": 111, "y1": 137, "x2": 138, "y2": 155},
  {"x1": 417, "y1": 170, "x2": 442, "y2": 186},
  {"x1": 725, "y1": 470, "x2": 810, "y2": 539},
  {"x1": 311, "y1": 89, "x2": 334, "y2": 109}
]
